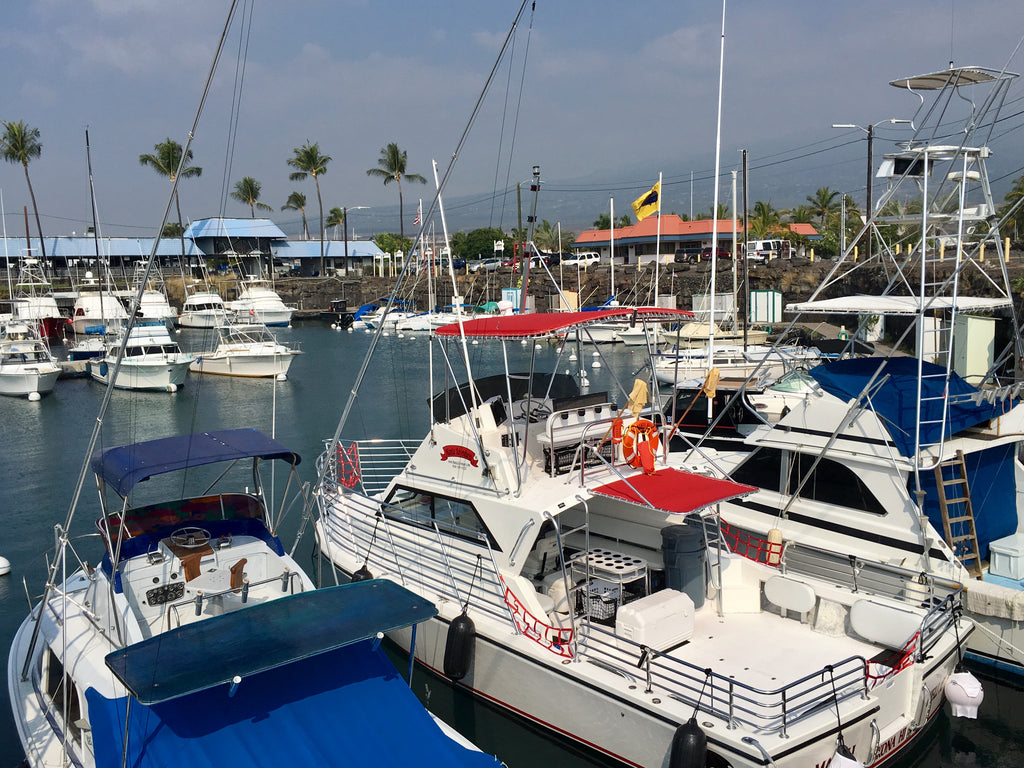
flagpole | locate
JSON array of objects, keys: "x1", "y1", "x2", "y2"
[
  {"x1": 709, "y1": 0, "x2": 727, "y2": 419},
  {"x1": 609, "y1": 198, "x2": 615, "y2": 301},
  {"x1": 655, "y1": 171, "x2": 662, "y2": 306}
]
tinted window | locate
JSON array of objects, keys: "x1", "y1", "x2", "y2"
[
  {"x1": 732, "y1": 447, "x2": 784, "y2": 491},
  {"x1": 384, "y1": 486, "x2": 499, "y2": 548},
  {"x1": 787, "y1": 452, "x2": 885, "y2": 515}
]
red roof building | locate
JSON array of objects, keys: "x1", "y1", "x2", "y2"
[{"x1": 573, "y1": 214, "x2": 820, "y2": 264}]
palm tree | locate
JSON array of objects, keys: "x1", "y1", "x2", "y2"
[
  {"x1": 287, "y1": 142, "x2": 331, "y2": 274},
  {"x1": 325, "y1": 207, "x2": 346, "y2": 240},
  {"x1": 749, "y1": 200, "x2": 781, "y2": 239},
  {"x1": 230, "y1": 176, "x2": 273, "y2": 217},
  {"x1": 366, "y1": 142, "x2": 426, "y2": 245},
  {"x1": 1, "y1": 120, "x2": 46, "y2": 260},
  {"x1": 282, "y1": 191, "x2": 309, "y2": 239},
  {"x1": 806, "y1": 187, "x2": 840, "y2": 225},
  {"x1": 139, "y1": 138, "x2": 202, "y2": 262}
]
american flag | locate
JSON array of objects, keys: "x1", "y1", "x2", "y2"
[{"x1": 413, "y1": 201, "x2": 421, "y2": 226}]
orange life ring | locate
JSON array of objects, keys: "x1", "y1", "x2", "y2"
[{"x1": 621, "y1": 418, "x2": 659, "y2": 470}]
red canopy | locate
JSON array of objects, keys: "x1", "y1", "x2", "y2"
[
  {"x1": 592, "y1": 467, "x2": 756, "y2": 515},
  {"x1": 434, "y1": 308, "x2": 694, "y2": 339}
]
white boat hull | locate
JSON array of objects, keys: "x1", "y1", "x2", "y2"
[
  {"x1": 190, "y1": 351, "x2": 297, "y2": 378},
  {"x1": 88, "y1": 356, "x2": 192, "y2": 391},
  {"x1": 178, "y1": 310, "x2": 228, "y2": 329},
  {"x1": 0, "y1": 368, "x2": 60, "y2": 397}
]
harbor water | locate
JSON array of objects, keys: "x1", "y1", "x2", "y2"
[{"x1": 0, "y1": 323, "x2": 1021, "y2": 766}]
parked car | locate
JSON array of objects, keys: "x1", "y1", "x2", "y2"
[
  {"x1": 564, "y1": 251, "x2": 600, "y2": 267},
  {"x1": 468, "y1": 258, "x2": 502, "y2": 273},
  {"x1": 529, "y1": 251, "x2": 562, "y2": 268},
  {"x1": 682, "y1": 247, "x2": 732, "y2": 264},
  {"x1": 674, "y1": 247, "x2": 702, "y2": 264}
]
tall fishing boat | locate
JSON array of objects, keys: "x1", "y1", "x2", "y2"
[
  {"x1": 0, "y1": 322, "x2": 60, "y2": 399},
  {"x1": 9, "y1": 257, "x2": 66, "y2": 343},
  {"x1": 679, "y1": 64, "x2": 1024, "y2": 676},
  {"x1": 313, "y1": 308, "x2": 977, "y2": 768}
]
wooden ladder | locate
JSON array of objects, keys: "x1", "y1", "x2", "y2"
[{"x1": 933, "y1": 450, "x2": 983, "y2": 578}]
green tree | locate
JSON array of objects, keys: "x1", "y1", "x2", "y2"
[
  {"x1": 282, "y1": 191, "x2": 308, "y2": 239},
  {"x1": 591, "y1": 213, "x2": 630, "y2": 230},
  {"x1": 373, "y1": 232, "x2": 413, "y2": 257},
  {"x1": 288, "y1": 141, "x2": 331, "y2": 274},
  {"x1": 325, "y1": 206, "x2": 346, "y2": 240},
  {"x1": 230, "y1": 176, "x2": 272, "y2": 217},
  {"x1": 366, "y1": 142, "x2": 426, "y2": 245},
  {"x1": 806, "y1": 186, "x2": 840, "y2": 225},
  {"x1": 453, "y1": 227, "x2": 507, "y2": 260},
  {"x1": 139, "y1": 138, "x2": 202, "y2": 262},
  {"x1": 533, "y1": 220, "x2": 574, "y2": 252},
  {"x1": 1001, "y1": 173, "x2": 1024, "y2": 244},
  {"x1": 162, "y1": 221, "x2": 184, "y2": 238},
  {"x1": 1, "y1": 120, "x2": 46, "y2": 260},
  {"x1": 749, "y1": 200, "x2": 781, "y2": 239}
]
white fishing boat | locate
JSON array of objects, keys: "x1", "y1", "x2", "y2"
[
  {"x1": 87, "y1": 323, "x2": 194, "y2": 392},
  {"x1": 314, "y1": 308, "x2": 977, "y2": 768},
  {"x1": 10, "y1": 257, "x2": 67, "y2": 343},
  {"x1": 71, "y1": 273, "x2": 128, "y2": 336},
  {"x1": 8, "y1": 429, "x2": 501, "y2": 768},
  {"x1": 179, "y1": 289, "x2": 230, "y2": 329},
  {"x1": 0, "y1": 323, "x2": 60, "y2": 399},
  {"x1": 653, "y1": 343, "x2": 821, "y2": 387},
  {"x1": 680, "y1": 64, "x2": 1024, "y2": 679},
  {"x1": 131, "y1": 263, "x2": 178, "y2": 327},
  {"x1": 189, "y1": 322, "x2": 301, "y2": 378},
  {"x1": 230, "y1": 278, "x2": 295, "y2": 327}
]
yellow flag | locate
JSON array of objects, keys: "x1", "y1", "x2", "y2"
[{"x1": 631, "y1": 181, "x2": 660, "y2": 222}]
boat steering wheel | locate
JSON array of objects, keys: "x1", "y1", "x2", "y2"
[{"x1": 170, "y1": 526, "x2": 212, "y2": 549}]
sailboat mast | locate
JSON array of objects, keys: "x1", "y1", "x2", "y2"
[{"x1": 610, "y1": 198, "x2": 615, "y2": 300}]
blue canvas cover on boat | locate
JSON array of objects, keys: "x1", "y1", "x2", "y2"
[
  {"x1": 919, "y1": 443, "x2": 1018, "y2": 560},
  {"x1": 91, "y1": 429, "x2": 301, "y2": 497},
  {"x1": 87, "y1": 641, "x2": 501, "y2": 768},
  {"x1": 808, "y1": 357, "x2": 1006, "y2": 457}
]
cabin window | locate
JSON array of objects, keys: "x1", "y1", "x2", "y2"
[
  {"x1": 786, "y1": 451, "x2": 886, "y2": 515},
  {"x1": 732, "y1": 447, "x2": 885, "y2": 515},
  {"x1": 44, "y1": 649, "x2": 83, "y2": 744},
  {"x1": 732, "y1": 447, "x2": 785, "y2": 491},
  {"x1": 384, "y1": 486, "x2": 499, "y2": 549}
]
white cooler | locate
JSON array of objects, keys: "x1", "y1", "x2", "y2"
[{"x1": 615, "y1": 589, "x2": 694, "y2": 651}]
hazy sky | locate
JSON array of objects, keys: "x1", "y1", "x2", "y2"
[{"x1": 3, "y1": 0, "x2": 1024, "y2": 239}]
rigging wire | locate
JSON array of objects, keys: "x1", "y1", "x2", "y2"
[
  {"x1": 219, "y1": 0, "x2": 255, "y2": 216},
  {"x1": 497, "y1": 2, "x2": 537, "y2": 232},
  {"x1": 488, "y1": 20, "x2": 517, "y2": 229}
]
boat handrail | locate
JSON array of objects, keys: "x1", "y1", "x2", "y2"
[
  {"x1": 320, "y1": 438, "x2": 421, "y2": 496},
  {"x1": 164, "y1": 569, "x2": 304, "y2": 630}
]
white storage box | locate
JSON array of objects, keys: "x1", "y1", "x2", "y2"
[
  {"x1": 989, "y1": 533, "x2": 1024, "y2": 580},
  {"x1": 615, "y1": 589, "x2": 694, "y2": 652}
]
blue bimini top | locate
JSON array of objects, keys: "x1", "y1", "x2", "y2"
[
  {"x1": 809, "y1": 357, "x2": 1007, "y2": 457},
  {"x1": 91, "y1": 429, "x2": 301, "y2": 497}
]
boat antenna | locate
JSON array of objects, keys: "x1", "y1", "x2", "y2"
[{"x1": 20, "y1": 0, "x2": 242, "y2": 680}]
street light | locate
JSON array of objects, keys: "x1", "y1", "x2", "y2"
[{"x1": 832, "y1": 119, "x2": 911, "y2": 261}]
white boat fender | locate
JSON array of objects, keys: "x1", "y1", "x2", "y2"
[
  {"x1": 0, "y1": 556, "x2": 10, "y2": 576},
  {"x1": 443, "y1": 610, "x2": 475, "y2": 681},
  {"x1": 276, "y1": 373, "x2": 287, "y2": 382},
  {"x1": 830, "y1": 735, "x2": 864, "y2": 768},
  {"x1": 167, "y1": 383, "x2": 178, "y2": 393},
  {"x1": 668, "y1": 717, "x2": 706, "y2": 768},
  {"x1": 28, "y1": 392, "x2": 41, "y2": 402},
  {"x1": 945, "y1": 669, "x2": 984, "y2": 719}
]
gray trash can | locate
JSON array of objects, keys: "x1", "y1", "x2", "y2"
[{"x1": 661, "y1": 522, "x2": 706, "y2": 609}]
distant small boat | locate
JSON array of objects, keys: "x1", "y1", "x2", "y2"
[
  {"x1": 88, "y1": 323, "x2": 193, "y2": 392},
  {"x1": 189, "y1": 322, "x2": 301, "y2": 378},
  {"x1": 230, "y1": 279, "x2": 295, "y2": 327},
  {"x1": 179, "y1": 290, "x2": 229, "y2": 329},
  {"x1": 0, "y1": 323, "x2": 60, "y2": 399}
]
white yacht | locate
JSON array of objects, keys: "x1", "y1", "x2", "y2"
[
  {"x1": 87, "y1": 323, "x2": 194, "y2": 392},
  {"x1": 71, "y1": 275, "x2": 128, "y2": 336},
  {"x1": 314, "y1": 309, "x2": 978, "y2": 768},
  {"x1": 178, "y1": 290, "x2": 229, "y2": 329},
  {"x1": 10, "y1": 257, "x2": 66, "y2": 342},
  {"x1": 230, "y1": 279, "x2": 295, "y2": 327},
  {"x1": 189, "y1": 322, "x2": 301, "y2": 378},
  {"x1": 0, "y1": 323, "x2": 61, "y2": 399}
]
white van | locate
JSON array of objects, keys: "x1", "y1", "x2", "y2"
[{"x1": 746, "y1": 239, "x2": 793, "y2": 261}]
